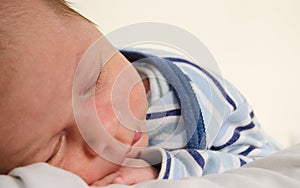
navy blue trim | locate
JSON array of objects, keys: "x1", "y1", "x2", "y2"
[
  {"x1": 187, "y1": 149, "x2": 205, "y2": 169},
  {"x1": 239, "y1": 158, "x2": 247, "y2": 166},
  {"x1": 239, "y1": 145, "x2": 256, "y2": 156},
  {"x1": 236, "y1": 122, "x2": 255, "y2": 132},
  {"x1": 146, "y1": 109, "x2": 181, "y2": 120},
  {"x1": 120, "y1": 50, "x2": 148, "y2": 62},
  {"x1": 150, "y1": 57, "x2": 206, "y2": 149},
  {"x1": 163, "y1": 152, "x2": 171, "y2": 179},
  {"x1": 211, "y1": 132, "x2": 241, "y2": 151},
  {"x1": 210, "y1": 121, "x2": 255, "y2": 151},
  {"x1": 164, "y1": 57, "x2": 237, "y2": 111},
  {"x1": 250, "y1": 111, "x2": 255, "y2": 119},
  {"x1": 120, "y1": 50, "x2": 207, "y2": 149}
]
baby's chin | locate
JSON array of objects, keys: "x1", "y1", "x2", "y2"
[
  {"x1": 135, "y1": 131, "x2": 149, "y2": 150},
  {"x1": 77, "y1": 152, "x2": 129, "y2": 185}
]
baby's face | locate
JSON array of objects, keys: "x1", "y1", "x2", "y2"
[{"x1": 0, "y1": 4, "x2": 148, "y2": 185}]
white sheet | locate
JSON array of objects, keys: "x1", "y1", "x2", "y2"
[
  {"x1": 1, "y1": 144, "x2": 299, "y2": 188},
  {"x1": 107, "y1": 144, "x2": 300, "y2": 188}
]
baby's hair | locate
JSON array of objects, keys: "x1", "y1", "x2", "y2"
[
  {"x1": 0, "y1": 0, "x2": 95, "y2": 174},
  {"x1": 41, "y1": 0, "x2": 93, "y2": 23},
  {"x1": 0, "y1": 0, "x2": 93, "y2": 89}
]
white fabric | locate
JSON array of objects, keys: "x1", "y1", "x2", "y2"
[
  {"x1": 1, "y1": 144, "x2": 299, "y2": 188},
  {"x1": 107, "y1": 143, "x2": 300, "y2": 188},
  {"x1": 128, "y1": 49, "x2": 280, "y2": 179}
]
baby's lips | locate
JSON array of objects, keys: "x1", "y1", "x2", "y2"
[
  {"x1": 123, "y1": 129, "x2": 144, "y2": 159},
  {"x1": 131, "y1": 130, "x2": 142, "y2": 146}
]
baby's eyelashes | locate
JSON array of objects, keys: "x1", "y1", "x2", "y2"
[
  {"x1": 82, "y1": 68, "x2": 108, "y2": 97},
  {"x1": 95, "y1": 67, "x2": 108, "y2": 93}
]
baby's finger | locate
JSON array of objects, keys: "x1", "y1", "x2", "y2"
[
  {"x1": 91, "y1": 172, "x2": 119, "y2": 187},
  {"x1": 112, "y1": 166, "x2": 157, "y2": 185}
]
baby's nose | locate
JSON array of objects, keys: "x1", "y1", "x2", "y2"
[
  {"x1": 81, "y1": 121, "x2": 133, "y2": 163},
  {"x1": 112, "y1": 121, "x2": 135, "y2": 146}
]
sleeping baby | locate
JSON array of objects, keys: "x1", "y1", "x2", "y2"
[{"x1": 0, "y1": 0, "x2": 280, "y2": 187}]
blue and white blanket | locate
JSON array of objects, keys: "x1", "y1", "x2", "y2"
[{"x1": 121, "y1": 48, "x2": 280, "y2": 179}]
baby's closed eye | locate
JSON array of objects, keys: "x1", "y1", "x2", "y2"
[{"x1": 46, "y1": 132, "x2": 67, "y2": 165}]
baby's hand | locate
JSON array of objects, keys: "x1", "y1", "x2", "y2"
[{"x1": 91, "y1": 159, "x2": 158, "y2": 187}]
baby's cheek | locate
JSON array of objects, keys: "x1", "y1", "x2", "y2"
[
  {"x1": 61, "y1": 147, "x2": 121, "y2": 185},
  {"x1": 128, "y1": 82, "x2": 148, "y2": 121}
]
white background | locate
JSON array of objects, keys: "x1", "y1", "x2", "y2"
[{"x1": 70, "y1": 0, "x2": 300, "y2": 148}]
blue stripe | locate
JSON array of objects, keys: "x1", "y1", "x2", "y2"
[
  {"x1": 250, "y1": 111, "x2": 254, "y2": 118},
  {"x1": 239, "y1": 145, "x2": 256, "y2": 156},
  {"x1": 236, "y1": 122, "x2": 255, "y2": 132},
  {"x1": 187, "y1": 149, "x2": 205, "y2": 169},
  {"x1": 146, "y1": 109, "x2": 181, "y2": 120},
  {"x1": 210, "y1": 123, "x2": 255, "y2": 151},
  {"x1": 164, "y1": 57, "x2": 237, "y2": 110},
  {"x1": 239, "y1": 158, "x2": 247, "y2": 166},
  {"x1": 211, "y1": 132, "x2": 241, "y2": 151},
  {"x1": 163, "y1": 152, "x2": 172, "y2": 179}
]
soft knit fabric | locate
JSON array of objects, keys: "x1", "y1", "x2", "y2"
[{"x1": 121, "y1": 48, "x2": 280, "y2": 180}]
